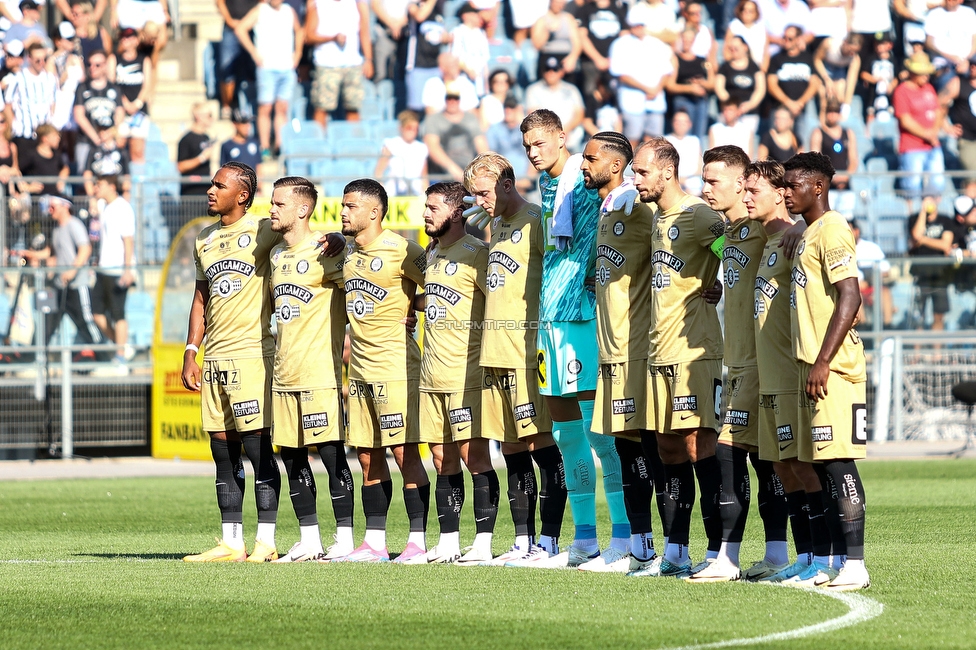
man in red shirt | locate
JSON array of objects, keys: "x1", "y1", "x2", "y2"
[{"x1": 893, "y1": 52, "x2": 946, "y2": 205}]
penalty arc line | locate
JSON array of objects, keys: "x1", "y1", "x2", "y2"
[{"x1": 661, "y1": 587, "x2": 884, "y2": 650}]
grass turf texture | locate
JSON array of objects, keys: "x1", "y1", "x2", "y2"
[{"x1": 0, "y1": 459, "x2": 973, "y2": 649}]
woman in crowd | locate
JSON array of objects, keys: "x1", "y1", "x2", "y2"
[
  {"x1": 757, "y1": 106, "x2": 799, "y2": 162},
  {"x1": 480, "y1": 69, "x2": 515, "y2": 131},
  {"x1": 530, "y1": 0, "x2": 581, "y2": 78},
  {"x1": 667, "y1": 27, "x2": 714, "y2": 143},
  {"x1": 716, "y1": 35, "x2": 765, "y2": 134},
  {"x1": 724, "y1": 0, "x2": 767, "y2": 70}
]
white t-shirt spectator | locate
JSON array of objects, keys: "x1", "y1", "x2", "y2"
[
  {"x1": 849, "y1": 0, "x2": 893, "y2": 35},
  {"x1": 609, "y1": 34, "x2": 673, "y2": 114},
  {"x1": 422, "y1": 75, "x2": 480, "y2": 113},
  {"x1": 627, "y1": 1, "x2": 677, "y2": 37},
  {"x1": 709, "y1": 120, "x2": 754, "y2": 156},
  {"x1": 380, "y1": 135, "x2": 428, "y2": 197},
  {"x1": 98, "y1": 196, "x2": 136, "y2": 275},
  {"x1": 758, "y1": 0, "x2": 811, "y2": 55},
  {"x1": 4, "y1": 67, "x2": 57, "y2": 138},
  {"x1": 728, "y1": 18, "x2": 767, "y2": 67},
  {"x1": 254, "y1": 2, "x2": 297, "y2": 71},
  {"x1": 855, "y1": 237, "x2": 890, "y2": 281},
  {"x1": 924, "y1": 5, "x2": 976, "y2": 62},
  {"x1": 665, "y1": 132, "x2": 703, "y2": 194},
  {"x1": 310, "y1": 0, "x2": 364, "y2": 68},
  {"x1": 450, "y1": 23, "x2": 490, "y2": 95}
]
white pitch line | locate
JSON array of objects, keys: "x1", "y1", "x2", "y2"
[
  {"x1": 663, "y1": 586, "x2": 884, "y2": 650},
  {"x1": 1, "y1": 558, "x2": 159, "y2": 564}
]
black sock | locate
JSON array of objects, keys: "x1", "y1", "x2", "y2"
[
  {"x1": 435, "y1": 473, "x2": 465, "y2": 534},
  {"x1": 716, "y1": 444, "x2": 749, "y2": 543},
  {"x1": 824, "y1": 460, "x2": 866, "y2": 560},
  {"x1": 317, "y1": 442, "x2": 354, "y2": 528},
  {"x1": 786, "y1": 490, "x2": 813, "y2": 556},
  {"x1": 616, "y1": 437, "x2": 653, "y2": 535},
  {"x1": 362, "y1": 480, "x2": 393, "y2": 532},
  {"x1": 403, "y1": 483, "x2": 430, "y2": 534},
  {"x1": 815, "y1": 463, "x2": 848, "y2": 557},
  {"x1": 241, "y1": 433, "x2": 280, "y2": 524},
  {"x1": 472, "y1": 470, "x2": 499, "y2": 535},
  {"x1": 751, "y1": 453, "x2": 788, "y2": 543},
  {"x1": 504, "y1": 451, "x2": 537, "y2": 538},
  {"x1": 693, "y1": 454, "x2": 722, "y2": 552},
  {"x1": 211, "y1": 437, "x2": 244, "y2": 524},
  {"x1": 531, "y1": 444, "x2": 567, "y2": 539},
  {"x1": 640, "y1": 431, "x2": 669, "y2": 535},
  {"x1": 663, "y1": 460, "x2": 695, "y2": 546},
  {"x1": 806, "y1": 490, "x2": 832, "y2": 558},
  {"x1": 280, "y1": 446, "x2": 318, "y2": 526}
]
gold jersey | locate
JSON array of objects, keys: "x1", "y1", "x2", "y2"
[
  {"x1": 723, "y1": 216, "x2": 766, "y2": 367},
  {"x1": 481, "y1": 203, "x2": 546, "y2": 369},
  {"x1": 344, "y1": 231, "x2": 426, "y2": 382},
  {"x1": 648, "y1": 196, "x2": 725, "y2": 365},
  {"x1": 271, "y1": 233, "x2": 346, "y2": 391},
  {"x1": 194, "y1": 216, "x2": 279, "y2": 360},
  {"x1": 790, "y1": 211, "x2": 866, "y2": 381},
  {"x1": 755, "y1": 230, "x2": 798, "y2": 394},
  {"x1": 595, "y1": 202, "x2": 653, "y2": 363},
  {"x1": 421, "y1": 234, "x2": 489, "y2": 392}
]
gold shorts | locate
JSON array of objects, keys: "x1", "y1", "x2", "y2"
[
  {"x1": 646, "y1": 358, "x2": 722, "y2": 434},
  {"x1": 421, "y1": 389, "x2": 495, "y2": 444},
  {"x1": 346, "y1": 378, "x2": 420, "y2": 449},
  {"x1": 718, "y1": 365, "x2": 760, "y2": 448},
  {"x1": 758, "y1": 392, "x2": 800, "y2": 462},
  {"x1": 201, "y1": 357, "x2": 272, "y2": 433},
  {"x1": 482, "y1": 367, "x2": 552, "y2": 443},
  {"x1": 797, "y1": 363, "x2": 868, "y2": 463},
  {"x1": 272, "y1": 388, "x2": 344, "y2": 448},
  {"x1": 592, "y1": 360, "x2": 646, "y2": 440}
]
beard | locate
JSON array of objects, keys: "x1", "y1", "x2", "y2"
[
  {"x1": 583, "y1": 169, "x2": 612, "y2": 191},
  {"x1": 425, "y1": 219, "x2": 452, "y2": 239}
]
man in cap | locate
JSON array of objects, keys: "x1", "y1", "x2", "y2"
[{"x1": 525, "y1": 55, "x2": 585, "y2": 149}]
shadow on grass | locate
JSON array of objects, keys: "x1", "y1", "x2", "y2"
[{"x1": 74, "y1": 553, "x2": 187, "y2": 560}]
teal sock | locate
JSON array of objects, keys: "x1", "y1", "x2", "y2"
[
  {"x1": 582, "y1": 400, "x2": 630, "y2": 529},
  {"x1": 552, "y1": 418, "x2": 596, "y2": 534}
]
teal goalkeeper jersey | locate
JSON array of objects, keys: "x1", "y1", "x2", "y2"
[{"x1": 538, "y1": 169, "x2": 600, "y2": 322}]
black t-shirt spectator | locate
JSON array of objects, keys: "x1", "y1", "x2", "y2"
[
  {"x1": 85, "y1": 145, "x2": 130, "y2": 177},
  {"x1": 220, "y1": 136, "x2": 262, "y2": 169},
  {"x1": 768, "y1": 50, "x2": 815, "y2": 102},
  {"x1": 909, "y1": 214, "x2": 954, "y2": 285},
  {"x1": 226, "y1": 0, "x2": 259, "y2": 21},
  {"x1": 177, "y1": 131, "x2": 213, "y2": 196},
  {"x1": 115, "y1": 52, "x2": 149, "y2": 114},
  {"x1": 410, "y1": 0, "x2": 445, "y2": 70},
  {"x1": 673, "y1": 56, "x2": 709, "y2": 96},
  {"x1": 719, "y1": 59, "x2": 761, "y2": 113},
  {"x1": 577, "y1": 2, "x2": 627, "y2": 59},
  {"x1": 20, "y1": 146, "x2": 67, "y2": 195},
  {"x1": 952, "y1": 220, "x2": 976, "y2": 289},
  {"x1": 950, "y1": 82, "x2": 976, "y2": 141},
  {"x1": 74, "y1": 82, "x2": 124, "y2": 144}
]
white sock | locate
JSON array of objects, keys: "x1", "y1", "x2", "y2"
[
  {"x1": 473, "y1": 532, "x2": 493, "y2": 554},
  {"x1": 255, "y1": 522, "x2": 276, "y2": 546},
  {"x1": 765, "y1": 540, "x2": 789, "y2": 565},
  {"x1": 299, "y1": 524, "x2": 322, "y2": 552},
  {"x1": 814, "y1": 554, "x2": 830, "y2": 567},
  {"x1": 664, "y1": 543, "x2": 689, "y2": 564},
  {"x1": 364, "y1": 528, "x2": 386, "y2": 550},
  {"x1": 842, "y1": 557, "x2": 864, "y2": 571},
  {"x1": 222, "y1": 522, "x2": 244, "y2": 548},
  {"x1": 437, "y1": 531, "x2": 461, "y2": 554},
  {"x1": 539, "y1": 535, "x2": 558, "y2": 554},
  {"x1": 335, "y1": 526, "x2": 354, "y2": 549},
  {"x1": 515, "y1": 534, "x2": 530, "y2": 551},
  {"x1": 631, "y1": 533, "x2": 654, "y2": 560},
  {"x1": 705, "y1": 549, "x2": 719, "y2": 561},
  {"x1": 609, "y1": 536, "x2": 629, "y2": 552},
  {"x1": 718, "y1": 541, "x2": 740, "y2": 567},
  {"x1": 407, "y1": 530, "x2": 426, "y2": 549}
]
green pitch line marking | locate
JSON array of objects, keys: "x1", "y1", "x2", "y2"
[{"x1": 662, "y1": 586, "x2": 883, "y2": 649}]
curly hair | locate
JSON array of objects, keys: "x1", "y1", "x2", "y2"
[{"x1": 783, "y1": 151, "x2": 836, "y2": 183}]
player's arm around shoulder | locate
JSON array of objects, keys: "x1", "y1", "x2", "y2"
[
  {"x1": 402, "y1": 239, "x2": 428, "y2": 285},
  {"x1": 473, "y1": 239, "x2": 489, "y2": 294},
  {"x1": 695, "y1": 202, "x2": 728, "y2": 256}
]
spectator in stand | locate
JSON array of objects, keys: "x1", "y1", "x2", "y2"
[
  {"x1": 215, "y1": 0, "x2": 258, "y2": 120},
  {"x1": 19, "y1": 124, "x2": 69, "y2": 199},
  {"x1": 110, "y1": 0, "x2": 171, "y2": 68},
  {"x1": 946, "y1": 55, "x2": 976, "y2": 172},
  {"x1": 909, "y1": 194, "x2": 955, "y2": 332},
  {"x1": 55, "y1": 0, "x2": 104, "y2": 22},
  {"x1": 893, "y1": 51, "x2": 944, "y2": 203},
  {"x1": 756, "y1": 105, "x2": 798, "y2": 161},
  {"x1": 708, "y1": 99, "x2": 754, "y2": 156},
  {"x1": 70, "y1": 1, "x2": 113, "y2": 68},
  {"x1": 814, "y1": 32, "x2": 861, "y2": 113},
  {"x1": 306, "y1": 0, "x2": 372, "y2": 129},
  {"x1": 850, "y1": 0, "x2": 893, "y2": 64},
  {"x1": 525, "y1": 55, "x2": 586, "y2": 150},
  {"x1": 807, "y1": 0, "x2": 850, "y2": 48},
  {"x1": 0, "y1": 112, "x2": 30, "y2": 239},
  {"x1": 81, "y1": 125, "x2": 130, "y2": 220},
  {"x1": 111, "y1": 26, "x2": 152, "y2": 164},
  {"x1": 234, "y1": 0, "x2": 302, "y2": 161},
  {"x1": 576, "y1": 0, "x2": 627, "y2": 97},
  {"x1": 449, "y1": 2, "x2": 490, "y2": 95},
  {"x1": 810, "y1": 99, "x2": 858, "y2": 189},
  {"x1": 859, "y1": 32, "x2": 897, "y2": 128},
  {"x1": 50, "y1": 22, "x2": 82, "y2": 164},
  {"x1": 725, "y1": 0, "x2": 768, "y2": 70},
  {"x1": 626, "y1": 0, "x2": 678, "y2": 46},
  {"x1": 893, "y1": 0, "x2": 930, "y2": 58},
  {"x1": 73, "y1": 49, "x2": 125, "y2": 175},
  {"x1": 716, "y1": 34, "x2": 765, "y2": 134},
  {"x1": 924, "y1": 0, "x2": 976, "y2": 91},
  {"x1": 375, "y1": 108, "x2": 429, "y2": 196},
  {"x1": 676, "y1": 2, "x2": 718, "y2": 68},
  {"x1": 176, "y1": 102, "x2": 215, "y2": 197},
  {"x1": 91, "y1": 172, "x2": 136, "y2": 374},
  {"x1": 422, "y1": 52, "x2": 479, "y2": 115},
  {"x1": 485, "y1": 94, "x2": 532, "y2": 184},
  {"x1": 219, "y1": 109, "x2": 261, "y2": 169},
  {"x1": 371, "y1": 0, "x2": 409, "y2": 90},
  {"x1": 758, "y1": 0, "x2": 811, "y2": 56},
  {"x1": 404, "y1": 0, "x2": 447, "y2": 114},
  {"x1": 479, "y1": 69, "x2": 514, "y2": 131},
  {"x1": 767, "y1": 24, "x2": 821, "y2": 138},
  {"x1": 608, "y1": 14, "x2": 675, "y2": 149},
  {"x1": 850, "y1": 218, "x2": 893, "y2": 328},
  {"x1": 530, "y1": 0, "x2": 582, "y2": 80},
  {"x1": 1, "y1": 40, "x2": 25, "y2": 91},
  {"x1": 667, "y1": 26, "x2": 715, "y2": 143},
  {"x1": 510, "y1": 0, "x2": 548, "y2": 45},
  {"x1": 421, "y1": 82, "x2": 487, "y2": 181},
  {"x1": 950, "y1": 194, "x2": 976, "y2": 326},
  {"x1": 665, "y1": 108, "x2": 703, "y2": 195},
  {"x1": 4, "y1": 0, "x2": 50, "y2": 48},
  {"x1": 581, "y1": 71, "x2": 621, "y2": 137},
  {"x1": 4, "y1": 42, "x2": 58, "y2": 152},
  {"x1": 472, "y1": 0, "x2": 499, "y2": 40}
]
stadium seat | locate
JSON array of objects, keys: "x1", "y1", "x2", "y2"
[
  {"x1": 371, "y1": 119, "x2": 400, "y2": 141},
  {"x1": 865, "y1": 156, "x2": 895, "y2": 193},
  {"x1": 126, "y1": 291, "x2": 155, "y2": 347},
  {"x1": 872, "y1": 192, "x2": 910, "y2": 255},
  {"x1": 326, "y1": 120, "x2": 370, "y2": 143},
  {"x1": 488, "y1": 38, "x2": 520, "y2": 80},
  {"x1": 145, "y1": 141, "x2": 170, "y2": 164},
  {"x1": 334, "y1": 137, "x2": 382, "y2": 158},
  {"x1": 281, "y1": 119, "x2": 325, "y2": 153},
  {"x1": 359, "y1": 97, "x2": 385, "y2": 122}
]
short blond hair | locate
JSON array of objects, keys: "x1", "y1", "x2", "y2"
[
  {"x1": 397, "y1": 109, "x2": 420, "y2": 126},
  {"x1": 463, "y1": 152, "x2": 516, "y2": 191}
]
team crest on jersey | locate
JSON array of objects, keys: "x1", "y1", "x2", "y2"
[
  {"x1": 425, "y1": 301, "x2": 447, "y2": 322},
  {"x1": 370, "y1": 258, "x2": 383, "y2": 272},
  {"x1": 768, "y1": 252, "x2": 778, "y2": 266},
  {"x1": 511, "y1": 229, "x2": 523, "y2": 243},
  {"x1": 596, "y1": 263, "x2": 611, "y2": 286},
  {"x1": 739, "y1": 225, "x2": 749, "y2": 240},
  {"x1": 568, "y1": 359, "x2": 582, "y2": 375},
  {"x1": 797, "y1": 241, "x2": 806, "y2": 256},
  {"x1": 668, "y1": 225, "x2": 679, "y2": 240},
  {"x1": 754, "y1": 295, "x2": 763, "y2": 319},
  {"x1": 238, "y1": 234, "x2": 251, "y2": 248},
  {"x1": 445, "y1": 261, "x2": 458, "y2": 276},
  {"x1": 725, "y1": 266, "x2": 740, "y2": 287},
  {"x1": 652, "y1": 269, "x2": 671, "y2": 291},
  {"x1": 297, "y1": 259, "x2": 309, "y2": 274},
  {"x1": 613, "y1": 221, "x2": 625, "y2": 236},
  {"x1": 277, "y1": 299, "x2": 300, "y2": 323}
]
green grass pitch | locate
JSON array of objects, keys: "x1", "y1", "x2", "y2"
[{"x1": 1, "y1": 459, "x2": 974, "y2": 649}]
